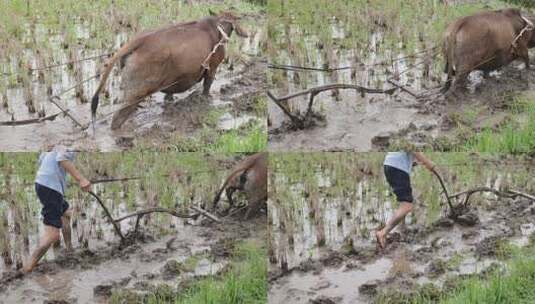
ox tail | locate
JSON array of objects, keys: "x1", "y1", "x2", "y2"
[{"x1": 91, "y1": 42, "x2": 139, "y2": 125}]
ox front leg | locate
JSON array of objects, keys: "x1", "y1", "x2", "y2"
[
  {"x1": 203, "y1": 50, "x2": 224, "y2": 96},
  {"x1": 515, "y1": 43, "x2": 530, "y2": 70},
  {"x1": 225, "y1": 187, "x2": 236, "y2": 211},
  {"x1": 202, "y1": 74, "x2": 214, "y2": 96}
]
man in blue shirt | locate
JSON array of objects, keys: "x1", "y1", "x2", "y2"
[
  {"x1": 376, "y1": 152, "x2": 436, "y2": 249},
  {"x1": 23, "y1": 146, "x2": 91, "y2": 273}
]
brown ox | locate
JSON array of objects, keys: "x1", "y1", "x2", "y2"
[
  {"x1": 91, "y1": 11, "x2": 248, "y2": 129},
  {"x1": 212, "y1": 152, "x2": 267, "y2": 219},
  {"x1": 442, "y1": 8, "x2": 535, "y2": 92}
]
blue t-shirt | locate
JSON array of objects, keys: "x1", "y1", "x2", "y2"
[
  {"x1": 35, "y1": 146, "x2": 76, "y2": 195},
  {"x1": 384, "y1": 152, "x2": 414, "y2": 174}
]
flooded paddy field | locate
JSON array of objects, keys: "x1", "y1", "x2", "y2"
[
  {"x1": 268, "y1": 153, "x2": 535, "y2": 303},
  {"x1": 0, "y1": 0, "x2": 267, "y2": 152},
  {"x1": 0, "y1": 153, "x2": 267, "y2": 303},
  {"x1": 267, "y1": 0, "x2": 535, "y2": 152}
]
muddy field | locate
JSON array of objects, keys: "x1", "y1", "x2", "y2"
[
  {"x1": 267, "y1": 153, "x2": 535, "y2": 303},
  {"x1": 0, "y1": 217, "x2": 265, "y2": 304},
  {"x1": 267, "y1": 0, "x2": 535, "y2": 151},
  {"x1": 0, "y1": 152, "x2": 267, "y2": 303},
  {"x1": 0, "y1": 1, "x2": 267, "y2": 152}
]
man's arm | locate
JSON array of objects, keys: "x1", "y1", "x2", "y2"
[
  {"x1": 59, "y1": 160, "x2": 91, "y2": 192},
  {"x1": 413, "y1": 152, "x2": 435, "y2": 172}
]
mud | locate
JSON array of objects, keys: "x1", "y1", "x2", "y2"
[
  {"x1": 0, "y1": 15, "x2": 266, "y2": 151},
  {"x1": 0, "y1": 215, "x2": 266, "y2": 304},
  {"x1": 270, "y1": 197, "x2": 534, "y2": 303},
  {"x1": 267, "y1": 19, "x2": 535, "y2": 151},
  {"x1": 268, "y1": 162, "x2": 535, "y2": 304}
]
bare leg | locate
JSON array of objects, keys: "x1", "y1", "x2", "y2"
[
  {"x1": 376, "y1": 202, "x2": 413, "y2": 249},
  {"x1": 23, "y1": 225, "x2": 60, "y2": 273},
  {"x1": 61, "y1": 210, "x2": 73, "y2": 251}
]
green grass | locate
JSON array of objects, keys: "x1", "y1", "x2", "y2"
[
  {"x1": 373, "y1": 243, "x2": 535, "y2": 304},
  {"x1": 458, "y1": 97, "x2": 535, "y2": 153},
  {"x1": 173, "y1": 241, "x2": 267, "y2": 304},
  {"x1": 161, "y1": 122, "x2": 267, "y2": 152},
  {"x1": 427, "y1": 245, "x2": 535, "y2": 304},
  {"x1": 110, "y1": 241, "x2": 267, "y2": 304}
]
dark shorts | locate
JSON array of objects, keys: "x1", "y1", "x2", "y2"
[
  {"x1": 35, "y1": 183, "x2": 69, "y2": 229},
  {"x1": 384, "y1": 165, "x2": 413, "y2": 203}
]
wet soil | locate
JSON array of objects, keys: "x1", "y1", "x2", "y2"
[
  {"x1": 269, "y1": 191, "x2": 534, "y2": 303},
  {"x1": 0, "y1": 16, "x2": 266, "y2": 152},
  {"x1": 0, "y1": 216, "x2": 266, "y2": 304},
  {"x1": 267, "y1": 22, "x2": 535, "y2": 151}
]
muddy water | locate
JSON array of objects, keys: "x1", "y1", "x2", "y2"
[
  {"x1": 267, "y1": 19, "x2": 535, "y2": 151},
  {"x1": 0, "y1": 18, "x2": 266, "y2": 151},
  {"x1": 270, "y1": 257, "x2": 392, "y2": 304},
  {"x1": 268, "y1": 162, "x2": 535, "y2": 303},
  {"x1": 1, "y1": 202, "x2": 265, "y2": 304},
  {"x1": 268, "y1": 22, "x2": 442, "y2": 151},
  {"x1": 1, "y1": 229, "x2": 207, "y2": 304}
]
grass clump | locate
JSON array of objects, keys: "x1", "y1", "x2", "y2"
[
  {"x1": 110, "y1": 240, "x2": 267, "y2": 304},
  {"x1": 163, "y1": 122, "x2": 267, "y2": 153},
  {"x1": 459, "y1": 96, "x2": 535, "y2": 153},
  {"x1": 375, "y1": 244, "x2": 535, "y2": 304}
]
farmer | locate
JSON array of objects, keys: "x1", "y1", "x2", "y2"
[
  {"x1": 23, "y1": 146, "x2": 91, "y2": 273},
  {"x1": 375, "y1": 152, "x2": 436, "y2": 249}
]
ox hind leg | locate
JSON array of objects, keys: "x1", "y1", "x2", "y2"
[
  {"x1": 244, "y1": 196, "x2": 266, "y2": 220},
  {"x1": 225, "y1": 187, "x2": 237, "y2": 211},
  {"x1": 111, "y1": 87, "x2": 158, "y2": 130},
  {"x1": 441, "y1": 60, "x2": 456, "y2": 93},
  {"x1": 111, "y1": 103, "x2": 139, "y2": 130}
]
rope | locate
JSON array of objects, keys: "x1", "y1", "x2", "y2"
[
  {"x1": 201, "y1": 25, "x2": 229, "y2": 72},
  {"x1": 1, "y1": 53, "x2": 111, "y2": 78},
  {"x1": 267, "y1": 46, "x2": 440, "y2": 73},
  {"x1": 52, "y1": 74, "x2": 99, "y2": 99},
  {"x1": 512, "y1": 16, "x2": 535, "y2": 49}
]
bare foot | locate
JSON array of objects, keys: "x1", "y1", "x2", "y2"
[{"x1": 375, "y1": 230, "x2": 386, "y2": 250}]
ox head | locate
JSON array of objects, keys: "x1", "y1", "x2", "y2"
[
  {"x1": 523, "y1": 15, "x2": 535, "y2": 48},
  {"x1": 209, "y1": 10, "x2": 249, "y2": 38},
  {"x1": 509, "y1": 9, "x2": 535, "y2": 48}
]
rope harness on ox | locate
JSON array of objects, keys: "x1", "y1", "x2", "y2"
[
  {"x1": 201, "y1": 25, "x2": 230, "y2": 73},
  {"x1": 512, "y1": 16, "x2": 535, "y2": 50}
]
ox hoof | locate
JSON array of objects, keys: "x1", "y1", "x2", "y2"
[{"x1": 164, "y1": 94, "x2": 174, "y2": 102}]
